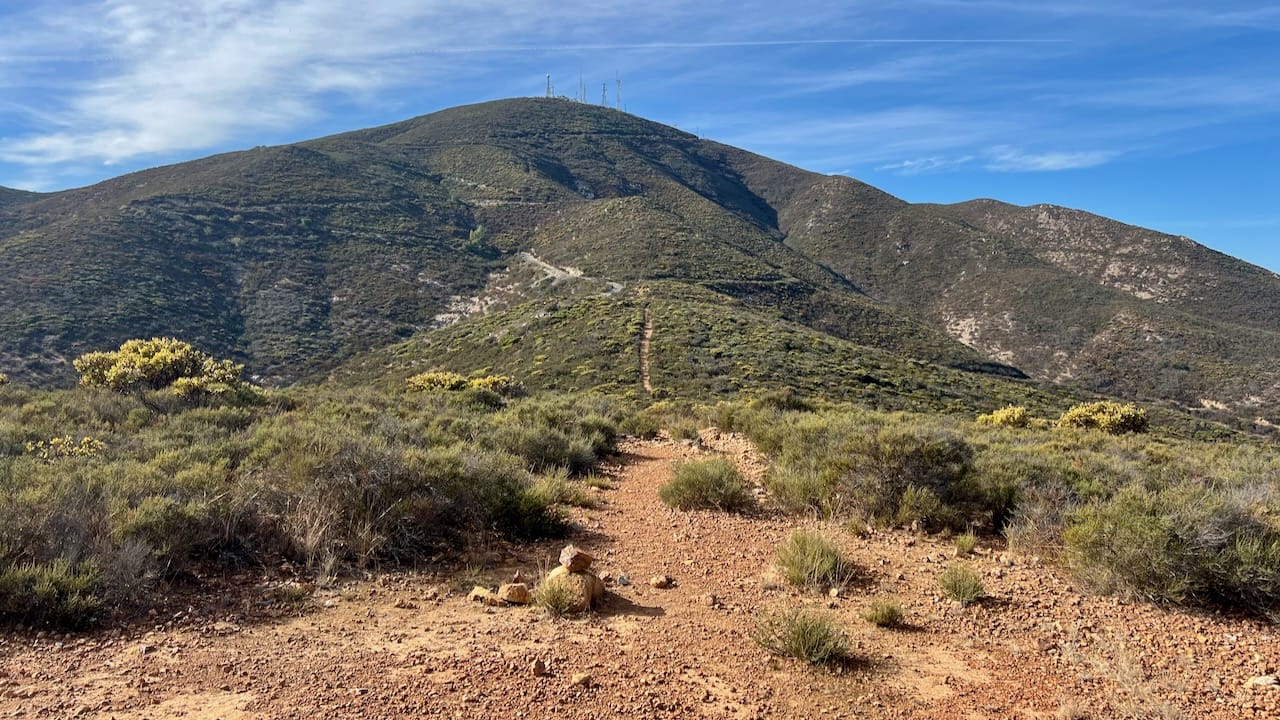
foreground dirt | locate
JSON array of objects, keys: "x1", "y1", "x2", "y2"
[{"x1": 2, "y1": 434, "x2": 1277, "y2": 719}]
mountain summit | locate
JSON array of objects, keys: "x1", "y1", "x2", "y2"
[{"x1": 0, "y1": 98, "x2": 1276, "y2": 424}]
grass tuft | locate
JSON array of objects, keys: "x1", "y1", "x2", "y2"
[
  {"x1": 533, "y1": 576, "x2": 580, "y2": 618},
  {"x1": 862, "y1": 599, "x2": 904, "y2": 628},
  {"x1": 751, "y1": 606, "x2": 851, "y2": 665},
  {"x1": 775, "y1": 530, "x2": 855, "y2": 590},
  {"x1": 658, "y1": 457, "x2": 752, "y2": 512},
  {"x1": 939, "y1": 565, "x2": 985, "y2": 605}
]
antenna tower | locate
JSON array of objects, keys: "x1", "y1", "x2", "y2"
[
  {"x1": 616, "y1": 74, "x2": 622, "y2": 110},
  {"x1": 545, "y1": 74, "x2": 553, "y2": 98},
  {"x1": 601, "y1": 82, "x2": 607, "y2": 106}
]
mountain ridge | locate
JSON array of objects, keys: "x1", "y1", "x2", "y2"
[{"x1": 0, "y1": 97, "x2": 1275, "y2": 427}]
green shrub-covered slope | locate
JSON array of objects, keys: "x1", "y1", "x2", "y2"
[
  {"x1": 4, "y1": 98, "x2": 1279, "y2": 428},
  {"x1": 337, "y1": 282, "x2": 1076, "y2": 415}
]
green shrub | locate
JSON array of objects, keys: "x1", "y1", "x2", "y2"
[
  {"x1": 1004, "y1": 483, "x2": 1077, "y2": 557},
  {"x1": 405, "y1": 370, "x2": 468, "y2": 392},
  {"x1": 836, "y1": 426, "x2": 974, "y2": 529},
  {"x1": 895, "y1": 484, "x2": 958, "y2": 528},
  {"x1": 667, "y1": 418, "x2": 701, "y2": 441},
  {"x1": 765, "y1": 459, "x2": 838, "y2": 516},
  {"x1": 977, "y1": 405, "x2": 1029, "y2": 428},
  {"x1": 450, "y1": 386, "x2": 506, "y2": 410},
  {"x1": 619, "y1": 411, "x2": 661, "y2": 439},
  {"x1": 862, "y1": 599, "x2": 904, "y2": 628},
  {"x1": 494, "y1": 423, "x2": 574, "y2": 473},
  {"x1": 528, "y1": 469, "x2": 595, "y2": 509},
  {"x1": 1064, "y1": 482, "x2": 1280, "y2": 616},
  {"x1": 0, "y1": 559, "x2": 101, "y2": 629},
  {"x1": 658, "y1": 458, "x2": 752, "y2": 511},
  {"x1": 939, "y1": 565, "x2": 984, "y2": 605},
  {"x1": 114, "y1": 495, "x2": 215, "y2": 568},
  {"x1": 751, "y1": 388, "x2": 813, "y2": 412},
  {"x1": 955, "y1": 531, "x2": 977, "y2": 556},
  {"x1": 0, "y1": 372, "x2": 8, "y2": 386},
  {"x1": 1057, "y1": 401, "x2": 1149, "y2": 435},
  {"x1": 775, "y1": 530, "x2": 854, "y2": 589},
  {"x1": 751, "y1": 606, "x2": 850, "y2": 664},
  {"x1": 762, "y1": 420, "x2": 974, "y2": 528}
]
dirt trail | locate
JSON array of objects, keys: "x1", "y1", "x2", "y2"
[
  {"x1": 640, "y1": 306, "x2": 654, "y2": 393},
  {"x1": 2, "y1": 436, "x2": 1278, "y2": 719}
]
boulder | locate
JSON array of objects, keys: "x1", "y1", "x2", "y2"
[
  {"x1": 559, "y1": 544, "x2": 594, "y2": 573},
  {"x1": 546, "y1": 565, "x2": 606, "y2": 611}
]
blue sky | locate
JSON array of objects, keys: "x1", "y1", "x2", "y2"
[{"x1": 1, "y1": 1, "x2": 1277, "y2": 271}]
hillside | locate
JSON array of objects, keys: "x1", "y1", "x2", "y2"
[
  {"x1": 0, "y1": 186, "x2": 37, "y2": 208},
  {"x1": 0, "y1": 98, "x2": 1277, "y2": 424}
]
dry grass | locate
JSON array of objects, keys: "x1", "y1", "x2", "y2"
[{"x1": 751, "y1": 606, "x2": 851, "y2": 665}]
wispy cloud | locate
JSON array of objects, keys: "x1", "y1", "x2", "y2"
[
  {"x1": 910, "y1": 0, "x2": 1280, "y2": 30},
  {"x1": 0, "y1": 0, "x2": 703, "y2": 167},
  {"x1": 985, "y1": 145, "x2": 1116, "y2": 172},
  {"x1": 877, "y1": 155, "x2": 975, "y2": 174}
]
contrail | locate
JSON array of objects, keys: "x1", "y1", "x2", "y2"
[
  {"x1": 0, "y1": 37, "x2": 1066, "y2": 64},
  {"x1": 413, "y1": 38, "x2": 1070, "y2": 53}
]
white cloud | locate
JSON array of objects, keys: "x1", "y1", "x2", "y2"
[
  {"x1": 0, "y1": 0, "x2": 695, "y2": 166},
  {"x1": 985, "y1": 145, "x2": 1115, "y2": 172},
  {"x1": 877, "y1": 155, "x2": 975, "y2": 174}
]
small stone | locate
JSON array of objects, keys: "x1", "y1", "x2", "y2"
[
  {"x1": 559, "y1": 544, "x2": 594, "y2": 573},
  {"x1": 649, "y1": 575, "x2": 673, "y2": 589},
  {"x1": 138, "y1": 644, "x2": 153, "y2": 656},
  {"x1": 828, "y1": 587, "x2": 841, "y2": 598},
  {"x1": 570, "y1": 673, "x2": 592, "y2": 688},
  {"x1": 392, "y1": 597, "x2": 418, "y2": 610},
  {"x1": 497, "y1": 583, "x2": 532, "y2": 605},
  {"x1": 531, "y1": 659, "x2": 547, "y2": 677},
  {"x1": 1246, "y1": 675, "x2": 1278, "y2": 689},
  {"x1": 703, "y1": 594, "x2": 719, "y2": 607},
  {"x1": 616, "y1": 574, "x2": 632, "y2": 586},
  {"x1": 467, "y1": 586, "x2": 497, "y2": 604}
]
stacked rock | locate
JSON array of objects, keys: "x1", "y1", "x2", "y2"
[{"x1": 543, "y1": 544, "x2": 606, "y2": 612}]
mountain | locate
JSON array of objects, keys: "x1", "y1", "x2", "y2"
[
  {"x1": 0, "y1": 186, "x2": 38, "y2": 209},
  {"x1": 0, "y1": 98, "x2": 1275, "y2": 426}
]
